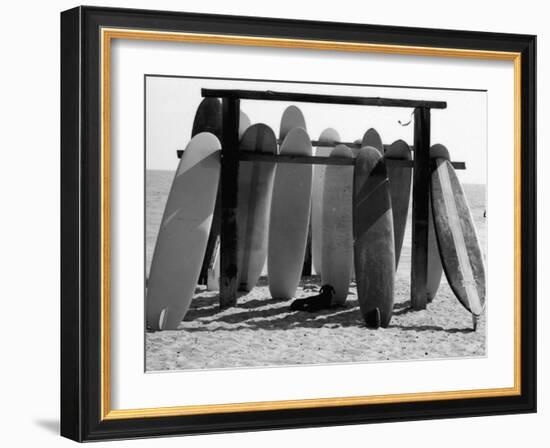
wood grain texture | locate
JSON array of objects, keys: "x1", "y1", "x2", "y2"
[
  {"x1": 431, "y1": 159, "x2": 485, "y2": 316},
  {"x1": 427, "y1": 144, "x2": 450, "y2": 301}
]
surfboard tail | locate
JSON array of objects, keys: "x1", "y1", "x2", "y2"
[{"x1": 365, "y1": 307, "x2": 381, "y2": 329}]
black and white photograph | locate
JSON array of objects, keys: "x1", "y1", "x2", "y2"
[
  {"x1": 144, "y1": 75, "x2": 487, "y2": 372},
  {"x1": 53, "y1": 3, "x2": 538, "y2": 443}
]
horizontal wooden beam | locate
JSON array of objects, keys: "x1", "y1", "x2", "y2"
[
  {"x1": 237, "y1": 153, "x2": 465, "y2": 169},
  {"x1": 280, "y1": 140, "x2": 407, "y2": 151},
  {"x1": 202, "y1": 89, "x2": 447, "y2": 109},
  {"x1": 175, "y1": 150, "x2": 465, "y2": 169},
  {"x1": 180, "y1": 140, "x2": 410, "y2": 152}
]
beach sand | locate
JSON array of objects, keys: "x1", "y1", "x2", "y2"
[{"x1": 145, "y1": 170, "x2": 486, "y2": 371}]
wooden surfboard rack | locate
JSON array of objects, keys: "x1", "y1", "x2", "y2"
[{"x1": 183, "y1": 88, "x2": 465, "y2": 311}]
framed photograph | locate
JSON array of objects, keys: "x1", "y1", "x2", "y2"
[{"x1": 60, "y1": 6, "x2": 536, "y2": 442}]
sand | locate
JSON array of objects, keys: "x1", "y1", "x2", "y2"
[
  {"x1": 145, "y1": 170, "x2": 486, "y2": 372},
  {"x1": 146, "y1": 272, "x2": 485, "y2": 371}
]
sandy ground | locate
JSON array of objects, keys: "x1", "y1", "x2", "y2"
[
  {"x1": 145, "y1": 170, "x2": 486, "y2": 371},
  {"x1": 146, "y1": 274, "x2": 486, "y2": 371}
]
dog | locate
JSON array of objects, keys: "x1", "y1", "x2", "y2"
[{"x1": 290, "y1": 284, "x2": 336, "y2": 312}]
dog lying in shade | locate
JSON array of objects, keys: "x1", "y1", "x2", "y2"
[{"x1": 290, "y1": 284, "x2": 336, "y2": 312}]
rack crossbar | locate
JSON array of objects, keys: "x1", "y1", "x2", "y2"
[
  {"x1": 202, "y1": 89, "x2": 447, "y2": 109},
  {"x1": 175, "y1": 150, "x2": 465, "y2": 169}
]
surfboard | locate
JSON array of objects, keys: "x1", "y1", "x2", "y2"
[
  {"x1": 321, "y1": 144, "x2": 354, "y2": 304},
  {"x1": 277, "y1": 105, "x2": 311, "y2": 278},
  {"x1": 236, "y1": 124, "x2": 278, "y2": 291},
  {"x1": 311, "y1": 128, "x2": 341, "y2": 276},
  {"x1": 431, "y1": 157, "x2": 486, "y2": 321},
  {"x1": 279, "y1": 105, "x2": 306, "y2": 140},
  {"x1": 268, "y1": 127, "x2": 313, "y2": 299},
  {"x1": 192, "y1": 100, "x2": 250, "y2": 140},
  {"x1": 192, "y1": 98, "x2": 222, "y2": 139},
  {"x1": 385, "y1": 140, "x2": 412, "y2": 267},
  {"x1": 427, "y1": 144, "x2": 449, "y2": 301},
  {"x1": 239, "y1": 111, "x2": 251, "y2": 137},
  {"x1": 353, "y1": 146, "x2": 395, "y2": 328},
  {"x1": 146, "y1": 132, "x2": 221, "y2": 330},
  {"x1": 361, "y1": 128, "x2": 384, "y2": 154}
]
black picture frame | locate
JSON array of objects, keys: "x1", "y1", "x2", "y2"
[{"x1": 61, "y1": 5, "x2": 536, "y2": 442}]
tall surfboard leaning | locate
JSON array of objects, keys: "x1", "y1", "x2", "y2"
[
  {"x1": 236, "y1": 124, "x2": 278, "y2": 291},
  {"x1": 311, "y1": 128, "x2": 340, "y2": 276},
  {"x1": 268, "y1": 127, "x2": 313, "y2": 299},
  {"x1": 430, "y1": 153, "x2": 486, "y2": 330},
  {"x1": 321, "y1": 144, "x2": 354, "y2": 305},
  {"x1": 353, "y1": 146, "x2": 395, "y2": 328},
  {"x1": 384, "y1": 139, "x2": 412, "y2": 268},
  {"x1": 146, "y1": 133, "x2": 221, "y2": 331}
]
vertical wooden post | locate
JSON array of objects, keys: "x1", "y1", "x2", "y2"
[
  {"x1": 219, "y1": 97, "x2": 240, "y2": 308},
  {"x1": 411, "y1": 107, "x2": 431, "y2": 310}
]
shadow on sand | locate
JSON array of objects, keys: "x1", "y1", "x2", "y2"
[{"x1": 181, "y1": 293, "x2": 469, "y2": 334}]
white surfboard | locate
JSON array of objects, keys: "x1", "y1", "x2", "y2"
[
  {"x1": 268, "y1": 127, "x2": 313, "y2": 299},
  {"x1": 239, "y1": 111, "x2": 251, "y2": 137},
  {"x1": 321, "y1": 144, "x2": 354, "y2": 304},
  {"x1": 311, "y1": 128, "x2": 340, "y2": 276},
  {"x1": 236, "y1": 124, "x2": 278, "y2": 291},
  {"x1": 146, "y1": 132, "x2": 221, "y2": 330}
]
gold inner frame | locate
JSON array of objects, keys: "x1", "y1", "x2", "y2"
[{"x1": 100, "y1": 28, "x2": 522, "y2": 421}]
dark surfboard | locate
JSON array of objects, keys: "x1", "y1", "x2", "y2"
[
  {"x1": 431, "y1": 158, "x2": 486, "y2": 317},
  {"x1": 353, "y1": 146, "x2": 395, "y2": 328},
  {"x1": 361, "y1": 128, "x2": 384, "y2": 154},
  {"x1": 192, "y1": 98, "x2": 223, "y2": 139},
  {"x1": 384, "y1": 140, "x2": 412, "y2": 267}
]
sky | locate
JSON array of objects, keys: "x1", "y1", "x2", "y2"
[{"x1": 145, "y1": 75, "x2": 487, "y2": 184}]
